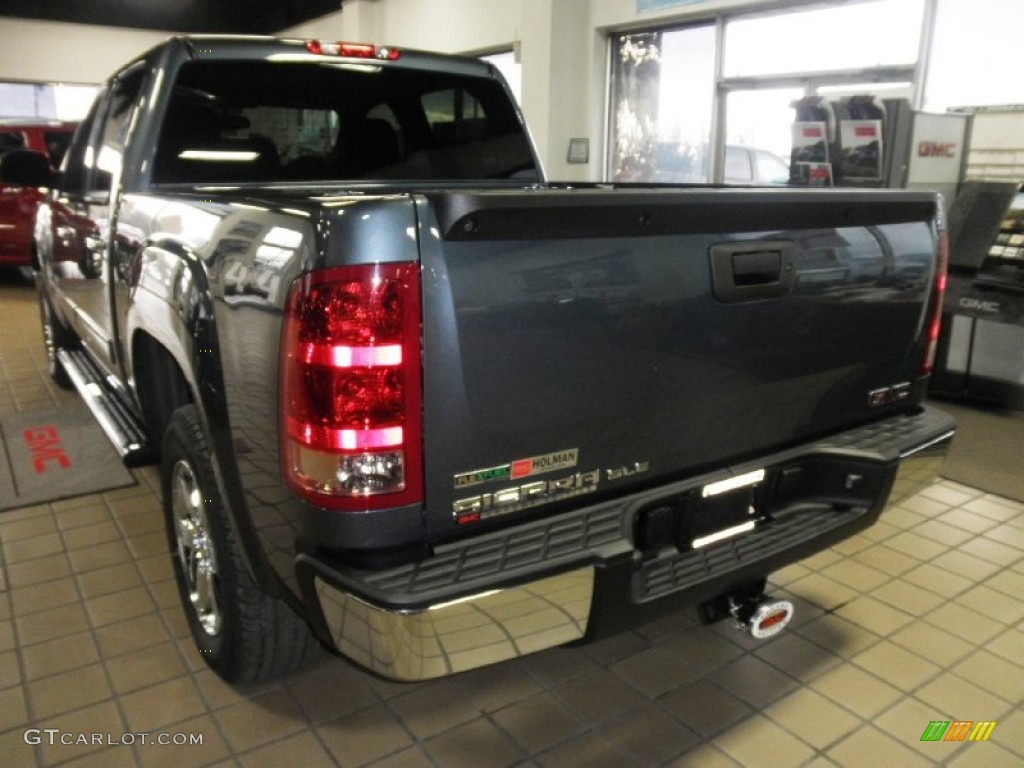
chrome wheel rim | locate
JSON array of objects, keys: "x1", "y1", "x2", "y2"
[{"x1": 171, "y1": 459, "x2": 222, "y2": 636}]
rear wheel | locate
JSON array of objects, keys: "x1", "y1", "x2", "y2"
[
  {"x1": 162, "y1": 404, "x2": 315, "y2": 683},
  {"x1": 36, "y1": 278, "x2": 74, "y2": 390}
]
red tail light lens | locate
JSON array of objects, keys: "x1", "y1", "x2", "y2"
[
  {"x1": 921, "y1": 224, "x2": 949, "y2": 377},
  {"x1": 281, "y1": 263, "x2": 422, "y2": 510}
]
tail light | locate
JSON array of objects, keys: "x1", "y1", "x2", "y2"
[
  {"x1": 921, "y1": 221, "x2": 949, "y2": 377},
  {"x1": 306, "y1": 40, "x2": 400, "y2": 61},
  {"x1": 281, "y1": 263, "x2": 422, "y2": 510}
]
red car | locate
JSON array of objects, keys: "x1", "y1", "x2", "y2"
[{"x1": 0, "y1": 120, "x2": 77, "y2": 271}]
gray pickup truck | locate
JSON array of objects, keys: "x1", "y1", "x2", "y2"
[{"x1": 0, "y1": 35, "x2": 955, "y2": 683}]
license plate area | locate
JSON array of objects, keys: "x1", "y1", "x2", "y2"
[{"x1": 679, "y1": 470, "x2": 764, "y2": 550}]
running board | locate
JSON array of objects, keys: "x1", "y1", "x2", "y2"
[{"x1": 57, "y1": 348, "x2": 156, "y2": 467}]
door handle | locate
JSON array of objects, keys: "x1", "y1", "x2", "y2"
[{"x1": 710, "y1": 241, "x2": 796, "y2": 302}]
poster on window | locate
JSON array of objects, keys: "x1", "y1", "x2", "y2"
[{"x1": 839, "y1": 120, "x2": 883, "y2": 181}]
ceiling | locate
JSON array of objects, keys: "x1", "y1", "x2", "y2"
[{"x1": 0, "y1": 0, "x2": 343, "y2": 35}]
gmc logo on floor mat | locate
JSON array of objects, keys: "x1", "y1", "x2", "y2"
[{"x1": 22, "y1": 425, "x2": 72, "y2": 474}]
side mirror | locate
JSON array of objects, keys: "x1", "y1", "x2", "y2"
[{"x1": 0, "y1": 149, "x2": 55, "y2": 188}]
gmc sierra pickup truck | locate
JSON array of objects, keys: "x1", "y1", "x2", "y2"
[{"x1": 0, "y1": 36, "x2": 955, "y2": 684}]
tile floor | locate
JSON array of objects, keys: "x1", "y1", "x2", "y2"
[{"x1": 0, "y1": 276, "x2": 1021, "y2": 767}]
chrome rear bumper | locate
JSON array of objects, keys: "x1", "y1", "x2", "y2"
[{"x1": 314, "y1": 567, "x2": 593, "y2": 681}]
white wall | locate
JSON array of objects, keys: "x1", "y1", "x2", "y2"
[{"x1": 0, "y1": 17, "x2": 169, "y2": 84}]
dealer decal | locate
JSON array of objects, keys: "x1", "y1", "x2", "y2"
[{"x1": 453, "y1": 448, "x2": 578, "y2": 489}]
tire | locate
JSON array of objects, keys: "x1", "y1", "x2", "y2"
[
  {"x1": 161, "y1": 404, "x2": 314, "y2": 683},
  {"x1": 36, "y1": 277, "x2": 74, "y2": 390}
]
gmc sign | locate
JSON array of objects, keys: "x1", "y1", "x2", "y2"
[{"x1": 918, "y1": 141, "x2": 957, "y2": 158}]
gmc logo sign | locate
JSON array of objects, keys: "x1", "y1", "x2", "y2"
[
  {"x1": 22, "y1": 425, "x2": 72, "y2": 474},
  {"x1": 918, "y1": 141, "x2": 957, "y2": 158}
]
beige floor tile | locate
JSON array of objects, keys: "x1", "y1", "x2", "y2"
[
  {"x1": 491, "y1": 692, "x2": 588, "y2": 753},
  {"x1": 937, "y1": 507, "x2": 1002, "y2": 535},
  {"x1": 53, "y1": 501, "x2": 112, "y2": 531},
  {"x1": 753, "y1": 632, "x2": 843, "y2": 682},
  {"x1": 923, "y1": 602, "x2": 1006, "y2": 645},
  {"x1": 795, "y1": 613, "x2": 881, "y2": 660},
  {"x1": 9, "y1": 575, "x2": 80, "y2": 616},
  {"x1": 0, "y1": 684, "x2": 30, "y2": 730},
  {"x1": 888, "y1": 621, "x2": 976, "y2": 668},
  {"x1": 883, "y1": 530, "x2": 949, "y2": 561},
  {"x1": 901, "y1": 561, "x2": 974, "y2": 597},
  {"x1": 238, "y1": 731, "x2": 337, "y2": 768},
  {"x1": 961, "y1": 537, "x2": 1024, "y2": 568},
  {"x1": 932, "y1": 549, "x2": 1007, "y2": 582},
  {"x1": 869, "y1": 578, "x2": 947, "y2": 616},
  {"x1": 986, "y1": 626, "x2": 1024, "y2": 666},
  {"x1": 764, "y1": 688, "x2": 862, "y2": 750},
  {"x1": 914, "y1": 674, "x2": 1014, "y2": 720},
  {"x1": 120, "y1": 676, "x2": 208, "y2": 733},
  {"x1": 609, "y1": 644, "x2": 699, "y2": 697},
  {"x1": 600, "y1": 702, "x2": 701, "y2": 765},
  {"x1": 850, "y1": 543, "x2": 919, "y2": 576},
  {"x1": 36, "y1": 699, "x2": 125, "y2": 766},
  {"x1": 851, "y1": 640, "x2": 942, "y2": 692},
  {"x1": 709, "y1": 655, "x2": 800, "y2": 710},
  {"x1": 556, "y1": 670, "x2": 647, "y2": 724},
  {"x1": 834, "y1": 595, "x2": 915, "y2": 637},
  {"x1": 658, "y1": 679, "x2": 753, "y2": 738},
  {"x1": 15, "y1": 601, "x2": 90, "y2": 646},
  {"x1": 2, "y1": 530, "x2": 65, "y2": 565},
  {"x1": 84, "y1": 584, "x2": 157, "y2": 627},
  {"x1": 317, "y1": 704, "x2": 417, "y2": 766},
  {"x1": 714, "y1": 713, "x2": 816, "y2": 768},
  {"x1": 955, "y1": 583, "x2": 1024, "y2": 625},
  {"x1": 536, "y1": 731, "x2": 639, "y2": 768},
  {"x1": 0, "y1": 649, "x2": 20, "y2": 690},
  {"x1": 810, "y1": 664, "x2": 903, "y2": 719},
  {"x1": 106, "y1": 641, "x2": 188, "y2": 695},
  {"x1": 68, "y1": 539, "x2": 133, "y2": 574},
  {"x1": 94, "y1": 613, "x2": 170, "y2": 659},
  {"x1": 827, "y1": 725, "x2": 934, "y2": 768},
  {"x1": 784, "y1": 573, "x2": 859, "y2": 612},
  {"x1": 0, "y1": 513, "x2": 57, "y2": 543},
  {"x1": 214, "y1": 689, "x2": 306, "y2": 753},
  {"x1": 964, "y1": 496, "x2": 1023, "y2": 522},
  {"x1": 28, "y1": 662, "x2": 112, "y2": 718},
  {"x1": 21, "y1": 629, "x2": 100, "y2": 681},
  {"x1": 62, "y1": 520, "x2": 123, "y2": 550},
  {"x1": 921, "y1": 483, "x2": 981, "y2": 507},
  {"x1": 76, "y1": 561, "x2": 144, "y2": 599},
  {"x1": 953, "y1": 650, "x2": 1024, "y2": 706},
  {"x1": 0, "y1": 723, "x2": 39, "y2": 767},
  {"x1": 821, "y1": 559, "x2": 891, "y2": 591},
  {"x1": 5, "y1": 551, "x2": 71, "y2": 588}
]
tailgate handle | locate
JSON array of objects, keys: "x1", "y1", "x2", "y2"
[{"x1": 710, "y1": 241, "x2": 796, "y2": 302}]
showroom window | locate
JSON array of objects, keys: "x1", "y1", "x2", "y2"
[
  {"x1": 609, "y1": 25, "x2": 716, "y2": 182},
  {"x1": 607, "y1": 0, "x2": 931, "y2": 184}
]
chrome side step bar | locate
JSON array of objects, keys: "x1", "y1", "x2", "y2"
[{"x1": 57, "y1": 348, "x2": 156, "y2": 467}]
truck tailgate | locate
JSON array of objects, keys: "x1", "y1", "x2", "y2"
[{"x1": 416, "y1": 188, "x2": 941, "y2": 540}]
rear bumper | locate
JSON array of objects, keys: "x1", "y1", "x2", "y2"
[{"x1": 298, "y1": 406, "x2": 955, "y2": 681}]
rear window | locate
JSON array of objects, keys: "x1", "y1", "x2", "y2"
[{"x1": 153, "y1": 60, "x2": 537, "y2": 184}]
